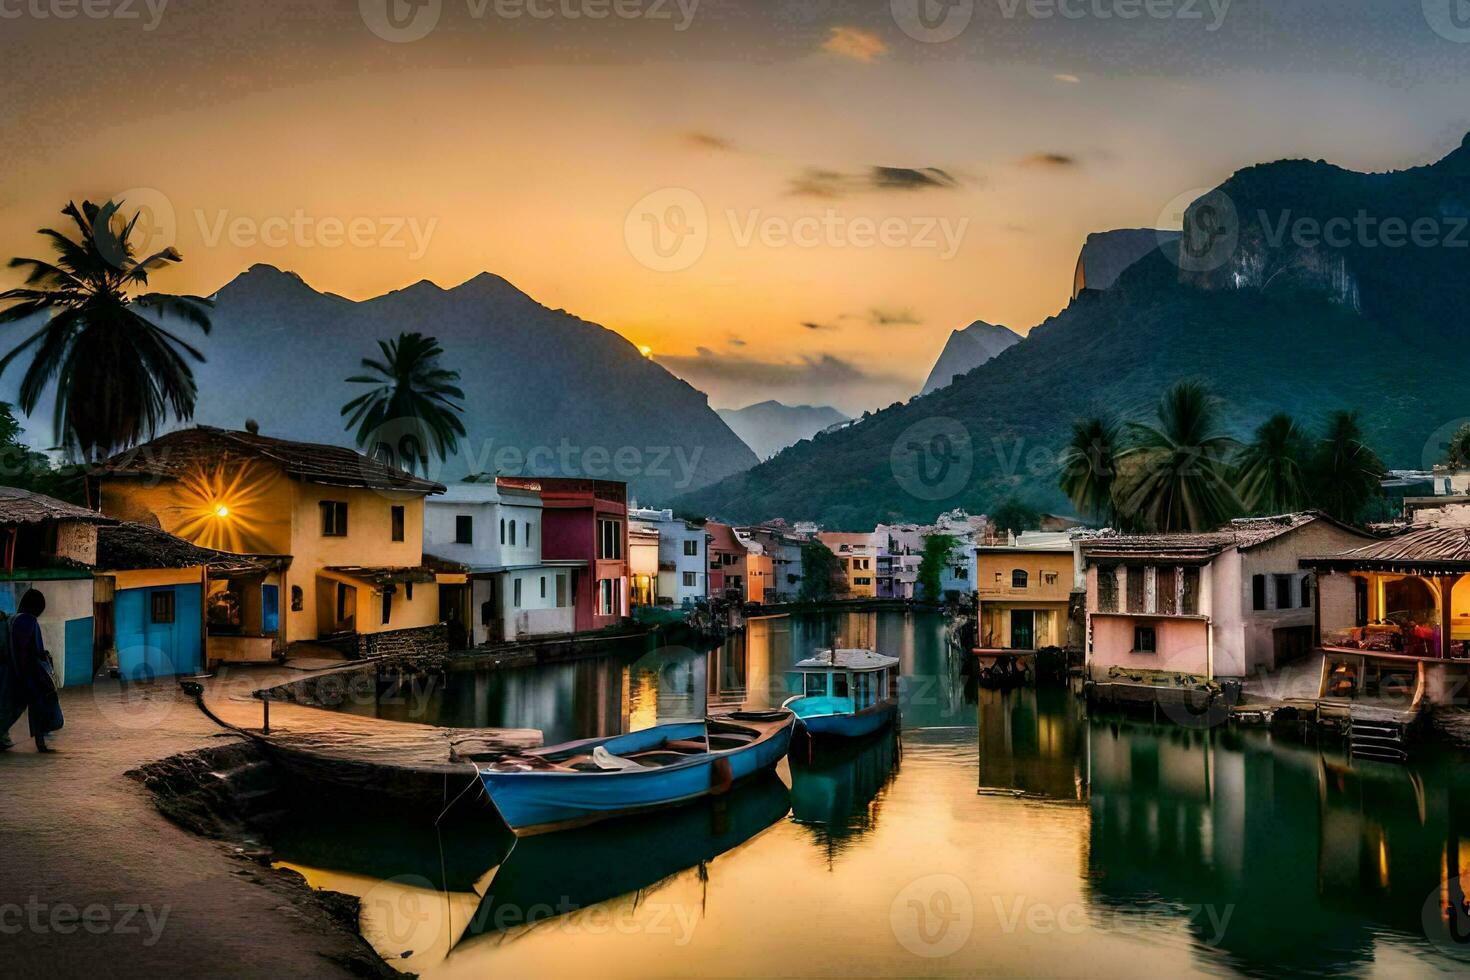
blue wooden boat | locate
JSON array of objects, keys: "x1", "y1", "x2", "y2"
[
  {"x1": 478, "y1": 710, "x2": 795, "y2": 836},
  {"x1": 782, "y1": 648, "x2": 900, "y2": 738}
]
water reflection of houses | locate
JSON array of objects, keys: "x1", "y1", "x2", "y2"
[
  {"x1": 1086, "y1": 717, "x2": 1470, "y2": 975},
  {"x1": 976, "y1": 686, "x2": 1089, "y2": 801}
]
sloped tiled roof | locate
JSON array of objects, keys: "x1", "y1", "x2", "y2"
[
  {"x1": 0, "y1": 486, "x2": 115, "y2": 526},
  {"x1": 1305, "y1": 523, "x2": 1470, "y2": 573},
  {"x1": 95, "y1": 427, "x2": 444, "y2": 494},
  {"x1": 1082, "y1": 513, "x2": 1365, "y2": 563}
]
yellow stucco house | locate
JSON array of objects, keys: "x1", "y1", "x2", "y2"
[
  {"x1": 976, "y1": 538, "x2": 1079, "y2": 651},
  {"x1": 817, "y1": 532, "x2": 878, "y2": 598},
  {"x1": 94, "y1": 426, "x2": 449, "y2": 659}
]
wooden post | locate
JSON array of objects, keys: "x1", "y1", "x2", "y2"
[{"x1": 1441, "y1": 573, "x2": 1463, "y2": 661}]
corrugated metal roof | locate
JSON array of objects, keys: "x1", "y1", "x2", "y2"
[{"x1": 1305, "y1": 523, "x2": 1470, "y2": 571}]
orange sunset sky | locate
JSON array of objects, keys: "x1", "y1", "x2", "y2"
[{"x1": 2, "y1": 1, "x2": 1467, "y2": 415}]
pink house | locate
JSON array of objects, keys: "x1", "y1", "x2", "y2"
[{"x1": 528, "y1": 478, "x2": 629, "y2": 633}]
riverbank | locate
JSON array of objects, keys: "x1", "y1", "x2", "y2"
[{"x1": 1, "y1": 669, "x2": 401, "y2": 979}]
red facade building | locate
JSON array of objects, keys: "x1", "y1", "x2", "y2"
[
  {"x1": 705, "y1": 521, "x2": 745, "y2": 600},
  {"x1": 534, "y1": 478, "x2": 629, "y2": 632}
]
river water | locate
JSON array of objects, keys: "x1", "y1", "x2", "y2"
[{"x1": 276, "y1": 609, "x2": 1470, "y2": 978}]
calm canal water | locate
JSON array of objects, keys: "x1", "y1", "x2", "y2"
[{"x1": 277, "y1": 610, "x2": 1470, "y2": 978}]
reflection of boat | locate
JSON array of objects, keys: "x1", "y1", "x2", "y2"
[
  {"x1": 479, "y1": 710, "x2": 795, "y2": 836},
  {"x1": 782, "y1": 648, "x2": 899, "y2": 738},
  {"x1": 971, "y1": 649, "x2": 1032, "y2": 689},
  {"x1": 460, "y1": 772, "x2": 791, "y2": 942},
  {"x1": 789, "y1": 729, "x2": 899, "y2": 843}
]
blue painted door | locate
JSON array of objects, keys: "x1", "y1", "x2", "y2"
[
  {"x1": 262, "y1": 585, "x2": 280, "y2": 634},
  {"x1": 115, "y1": 585, "x2": 203, "y2": 681}
]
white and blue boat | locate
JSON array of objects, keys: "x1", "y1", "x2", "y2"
[
  {"x1": 782, "y1": 648, "x2": 900, "y2": 739},
  {"x1": 479, "y1": 710, "x2": 796, "y2": 836}
]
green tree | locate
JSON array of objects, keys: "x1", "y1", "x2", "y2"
[
  {"x1": 1058, "y1": 415, "x2": 1121, "y2": 525},
  {"x1": 0, "y1": 200, "x2": 213, "y2": 460},
  {"x1": 1234, "y1": 412, "x2": 1311, "y2": 515},
  {"x1": 0, "y1": 402, "x2": 83, "y2": 503},
  {"x1": 1442, "y1": 422, "x2": 1470, "y2": 468},
  {"x1": 799, "y1": 539, "x2": 842, "y2": 601},
  {"x1": 917, "y1": 532, "x2": 956, "y2": 603},
  {"x1": 1310, "y1": 410, "x2": 1386, "y2": 523},
  {"x1": 991, "y1": 496, "x2": 1041, "y2": 538},
  {"x1": 342, "y1": 332, "x2": 467, "y2": 474},
  {"x1": 1118, "y1": 381, "x2": 1243, "y2": 533}
]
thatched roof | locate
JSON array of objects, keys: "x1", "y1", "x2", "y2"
[
  {"x1": 1304, "y1": 523, "x2": 1470, "y2": 574},
  {"x1": 0, "y1": 486, "x2": 115, "y2": 526},
  {"x1": 325, "y1": 565, "x2": 438, "y2": 587},
  {"x1": 97, "y1": 522, "x2": 280, "y2": 574},
  {"x1": 94, "y1": 426, "x2": 445, "y2": 495}
]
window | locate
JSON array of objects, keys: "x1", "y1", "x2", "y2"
[
  {"x1": 953, "y1": 566, "x2": 969, "y2": 579},
  {"x1": 1133, "y1": 626, "x2": 1157, "y2": 653},
  {"x1": 455, "y1": 515, "x2": 474, "y2": 544},
  {"x1": 682, "y1": 571, "x2": 697, "y2": 587},
  {"x1": 597, "y1": 578, "x2": 617, "y2": 616},
  {"x1": 1300, "y1": 574, "x2": 1313, "y2": 609},
  {"x1": 722, "y1": 553, "x2": 738, "y2": 566},
  {"x1": 855, "y1": 577, "x2": 872, "y2": 586},
  {"x1": 1012, "y1": 569, "x2": 1029, "y2": 589},
  {"x1": 683, "y1": 539, "x2": 699, "y2": 556},
  {"x1": 1043, "y1": 572, "x2": 1059, "y2": 586},
  {"x1": 1274, "y1": 574, "x2": 1293, "y2": 610},
  {"x1": 500, "y1": 518, "x2": 506, "y2": 544},
  {"x1": 1127, "y1": 567, "x2": 1146, "y2": 613},
  {"x1": 805, "y1": 673, "x2": 828, "y2": 697},
  {"x1": 320, "y1": 501, "x2": 348, "y2": 537},
  {"x1": 510, "y1": 520, "x2": 517, "y2": 546},
  {"x1": 382, "y1": 590, "x2": 392, "y2": 625},
  {"x1": 404, "y1": 582, "x2": 413, "y2": 601},
  {"x1": 832, "y1": 672, "x2": 849, "y2": 698},
  {"x1": 556, "y1": 574, "x2": 567, "y2": 608},
  {"x1": 598, "y1": 518, "x2": 623, "y2": 560},
  {"x1": 1181, "y1": 567, "x2": 1201, "y2": 615},
  {"x1": 1157, "y1": 567, "x2": 1177, "y2": 616},
  {"x1": 1252, "y1": 574, "x2": 1267, "y2": 611},
  {"x1": 540, "y1": 576, "x2": 547, "y2": 599},
  {"x1": 391, "y1": 506, "x2": 405, "y2": 542},
  {"x1": 1098, "y1": 565, "x2": 1119, "y2": 612},
  {"x1": 150, "y1": 590, "x2": 175, "y2": 624},
  {"x1": 513, "y1": 579, "x2": 522, "y2": 608},
  {"x1": 290, "y1": 585, "x2": 304, "y2": 612}
]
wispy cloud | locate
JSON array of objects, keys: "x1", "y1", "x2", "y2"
[
  {"x1": 683, "y1": 131, "x2": 735, "y2": 152},
  {"x1": 789, "y1": 165, "x2": 959, "y2": 199},
  {"x1": 864, "y1": 306, "x2": 922, "y2": 327},
  {"x1": 657, "y1": 348, "x2": 899, "y2": 389},
  {"x1": 1053, "y1": 73, "x2": 1081, "y2": 84},
  {"x1": 801, "y1": 320, "x2": 837, "y2": 331},
  {"x1": 1018, "y1": 152, "x2": 1079, "y2": 169},
  {"x1": 821, "y1": 26, "x2": 888, "y2": 63}
]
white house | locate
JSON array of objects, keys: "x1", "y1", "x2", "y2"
[
  {"x1": 628, "y1": 507, "x2": 707, "y2": 606},
  {"x1": 424, "y1": 480, "x2": 579, "y2": 643}
]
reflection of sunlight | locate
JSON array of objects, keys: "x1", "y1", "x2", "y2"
[{"x1": 173, "y1": 461, "x2": 276, "y2": 553}]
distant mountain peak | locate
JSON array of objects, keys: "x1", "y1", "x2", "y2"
[
  {"x1": 919, "y1": 319, "x2": 1022, "y2": 395},
  {"x1": 717, "y1": 401, "x2": 848, "y2": 460}
]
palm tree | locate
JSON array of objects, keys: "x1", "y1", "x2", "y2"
[
  {"x1": 0, "y1": 200, "x2": 212, "y2": 460},
  {"x1": 1234, "y1": 413, "x2": 1311, "y2": 515},
  {"x1": 1310, "y1": 410, "x2": 1385, "y2": 523},
  {"x1": 341, "y1": 332, "x2": 466, "y2": 474},
  {"x1": 1118, "y1": 381, "x2": 1243, "y2": 532},
  {"x1": 1058, "y1": 415, "x2": 1122, "y2": 525}
]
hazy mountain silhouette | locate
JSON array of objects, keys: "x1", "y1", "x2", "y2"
[
  {"x1": 717, "y1": 401, "x2": 849, "y2": 460},
  {"x1": 920, "y1": 320, "x2": 1022, "y2": 395}
]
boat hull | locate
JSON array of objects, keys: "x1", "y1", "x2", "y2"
[
  {"x1": 481, "y1": 714, "x2": 795, "y2": 836},
  {"x1": 795, "y1": 699, "x2": 897, "y2": 739}
]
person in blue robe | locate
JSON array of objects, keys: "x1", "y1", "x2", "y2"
[{"x1": 10, "y1": 589, "x2": 62, "y2": 752}]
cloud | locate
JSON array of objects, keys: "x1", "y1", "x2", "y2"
[
  {"x1": 684, "y1": 131, "x2": 735, "y2": 152},
  {"x1": 1053, "y1": 73, "x2": 1081, "y2": 84},
  {"x1": 729, "y1": 336, "x2": 748, "y2": 346},
  {"x1": 801, "y1": 320, "x2": 837, "y2": 331},
  {"x1": 656, "y1": 348, "x2": 898, "y2": 388},
  {"x1": 1019, "y1": 152, "x2": 1079, "y2": 169},
  {"x1": 864, "y1": 306, "x2": 922, "y2": 327},
  {"x1": 789, "y1": 165, "x2": 959, "y2": 199},
  {"x1": 821, "y1": 26, "x2": 888, "y2": 63}
]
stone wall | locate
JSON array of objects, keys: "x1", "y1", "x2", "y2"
[{"x1": 356, "y1": 623, "x2": 448, "y2": 660}]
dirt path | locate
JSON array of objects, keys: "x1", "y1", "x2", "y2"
[{"x1": 1, "y1": 670, "x2": 394, "y2": 979}]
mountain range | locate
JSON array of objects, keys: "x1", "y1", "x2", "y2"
[
  {"x1": 678, "y1": 134, "x2": 1470, "y2": 528},
  {"x1": 2, "y1": 265, "x2": 759, "y2": 502},
  {"x1": 716, "y1": 401, "x2": 849, "y2": 460},
  {"x1": 920, "y1": 320, "x2": 1023, "y2": 395}
]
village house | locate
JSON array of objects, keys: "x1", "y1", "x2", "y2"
[
  {"x1": 627, "y1": 507, "x2": 707, "y2": 606},
  {"x1": 1302, "y1": 520, "x2": 1470, "y2": 706},
  {"x1": 817, "y1": 532, "x2": 877, "y2": 598},
  {"x1": 93, "y1": 426, "x2": 451, "y2": 658},
  {"x1": 628, "y1": 519, "x2": 660, "y2": 608},
  {"x1": 976, "y1": 533, "x2": 1081, "y2": 651},
  {"x1": 734, "y1": 529, "x2": 772, "y2": 604},
  {"x1": 534, "y1": 477, "x2": 629, "y2": 631},
  {"x1": 1080, "y1": 513, "x2": 1374, "y2": 682},
  {"x1": 705, "y1": 521, "x2": 744, "y2": 600},
  {"x1": 422, "y1": 480, "x2": 579, "y2": 645},
  {"x1": 735, "y1": 523, "x2": 806, "y2": 603}
]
